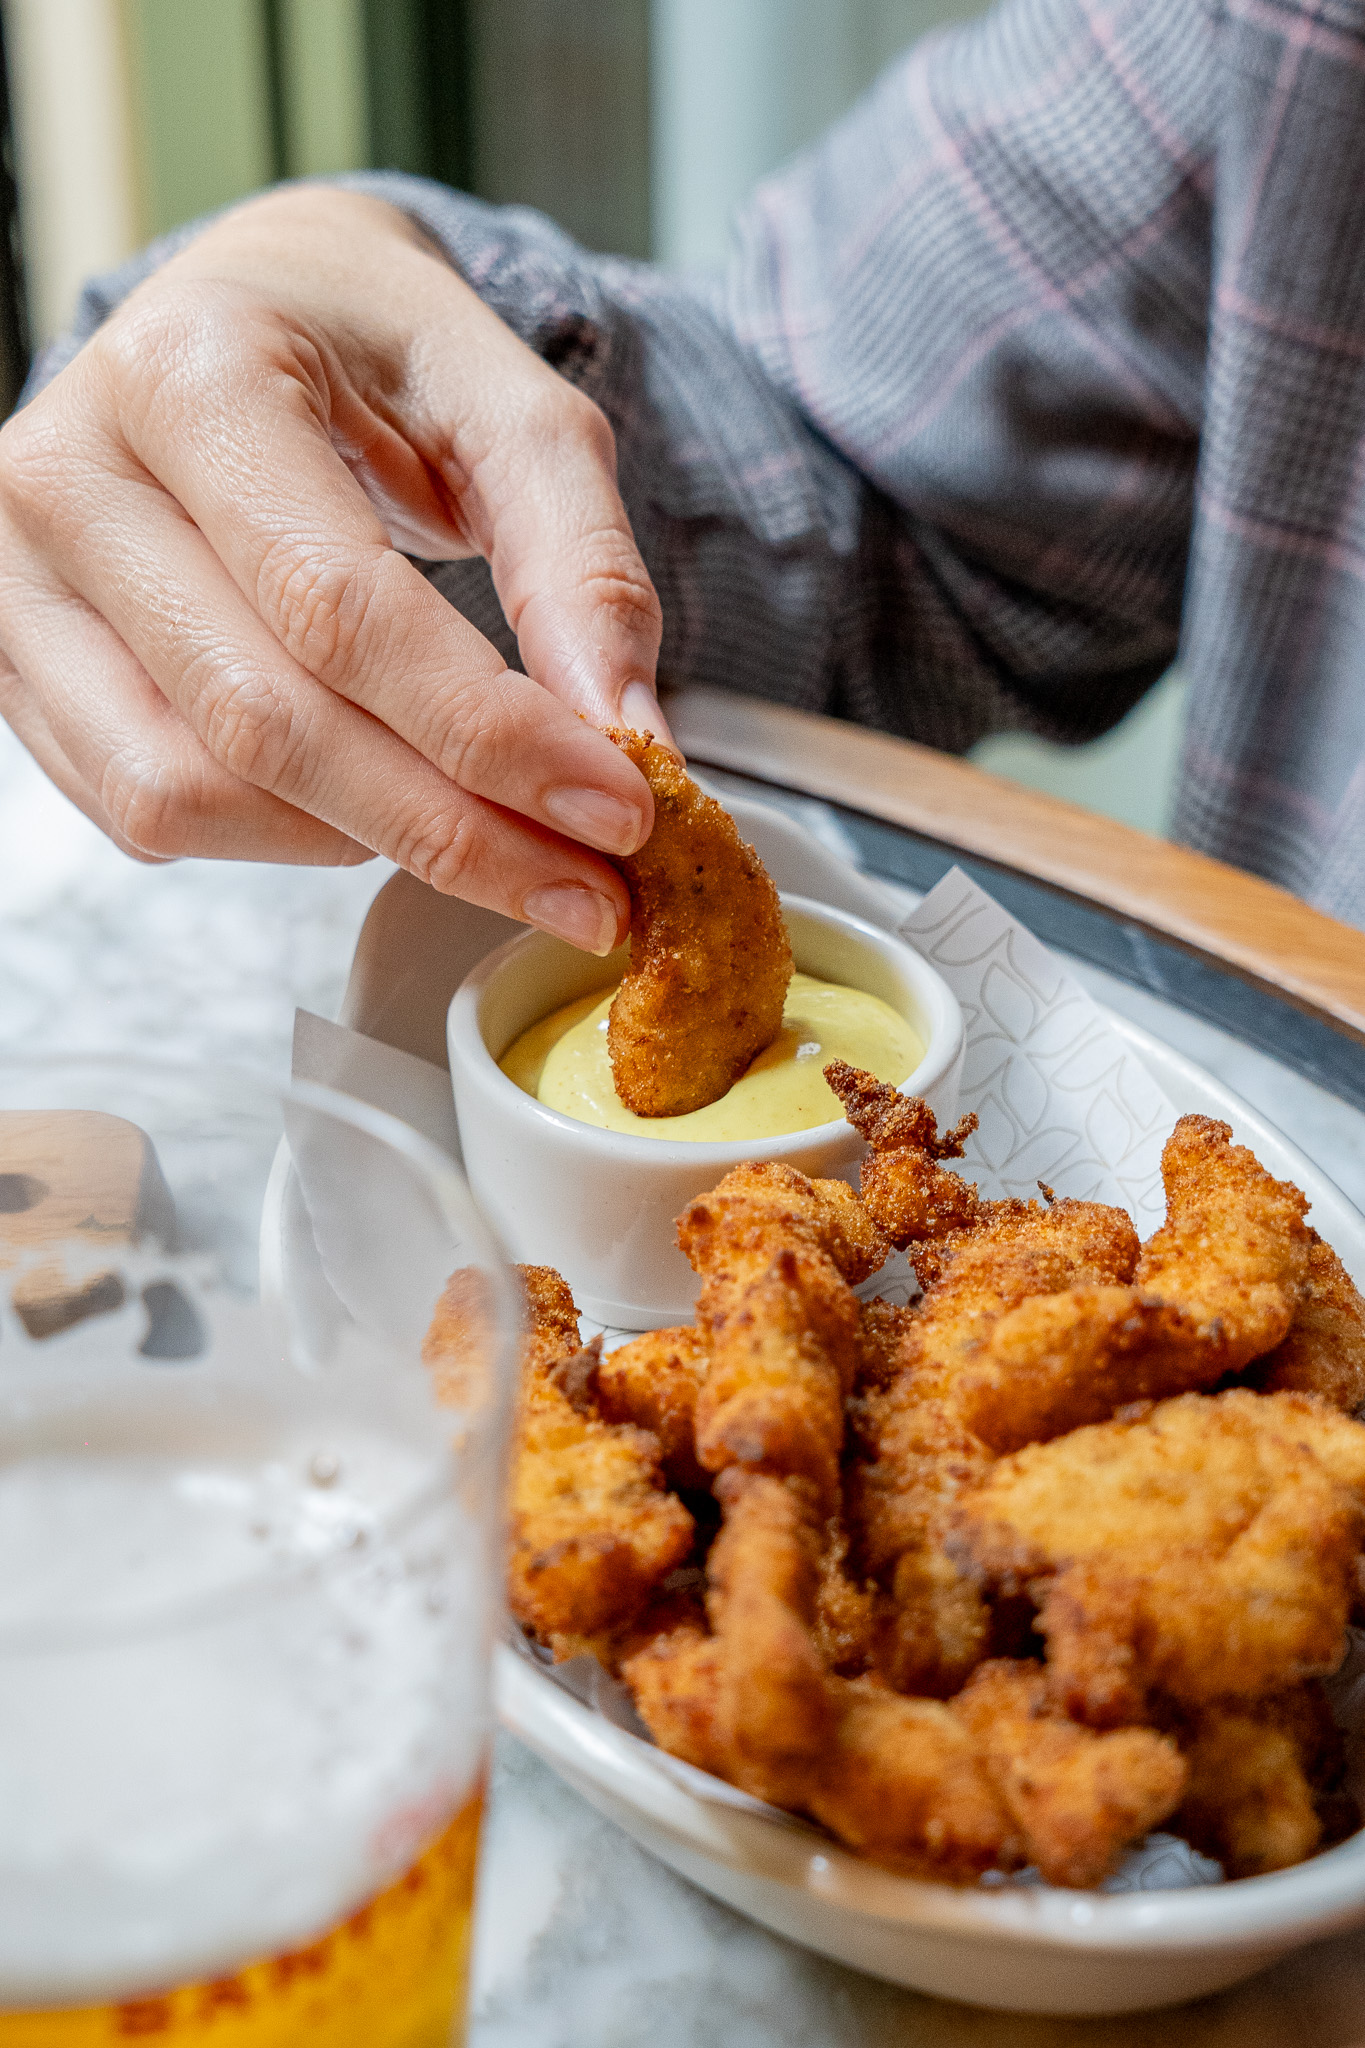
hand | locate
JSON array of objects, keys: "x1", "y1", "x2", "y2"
[{"x1": 0, "y1": 185, "x2": 675, "y2": 953}]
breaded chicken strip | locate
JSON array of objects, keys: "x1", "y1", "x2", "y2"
[
  {"x1": 814, "y1": 1518, "x2": 878, "y2": 1675},
  {"x1": 422, "y1": 1264, "x2": 500, "y2": 1410},
  {"x1": 956, "y1": 1390, "x2": 1365, "y2": 1724},
  {"x1": 679, "y1": 1161, "x2": 888, "y2": 1502},
  {"x1": 506, "y1": 1265, "x2": 695, "y2": 1647},
  {"x1": 953, "y1": 1661, "x2": 1187, "y2": 1888},
  {"x1": 605, "y1": 728, "x2": 791, "y2": 1116},
  {"x1": 954, "y1": 1116, "x2": 1312, "y2": 1454},
  {"x1": 623, "y1": 1506, "x2": 1016, "y2": 1882},
  {"x1": 703, "y1": 1468, "x2": 833, "y2": 1804},
  {"x1": 848, "y1": 1197, "x2": 1140, "y2": 1694},
  {"x1": 1251, "y1": 1232, "x2": 1365, "y2": 1414},
  {"x1": 824, "y1": 1062, "x2": 981, "y2": 1249},
  {"x1": 855, "y1": 1295, "x2": 917, "y2": 1391},
  {"x1": 622, "y1": 1620, "x2": 730, "y2": 1777},
  {"x1": 1170, "y1": 1684, "x2": 1352, "y2": 1878},
  {"x1": 803, "y1": 1679, "x2": 1019, "y2": 1882},
  {"x1": 595, "y1": 1324, "x2": 710, "y2": 1489},
  {"x1": 1134, "y1": 1116, "x2": 1311, "y2": 1346}
]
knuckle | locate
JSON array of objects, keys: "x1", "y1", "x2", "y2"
[
  {"x1": 579, "y1": 533, "x2": 663, "y2": 641},
  {"x1": 200, "y1": 669, "x2": 306, "y2": 794},
  {"x1": 423, "y1": 690, "x2": 506, "y2": 793},
  {"x1": 396, "y1": 808, "x2": 480, "y2": 896},
  {"x1": 97, "y1": 291, "x2": 217, "y2": 425},
  {"x1": 256, "y1": 536, "x2": 377, "y2": 683},
  {"x1": 101, "y1": 753, "x2": 197, "y2": 861},
  {"x1": 558, "y1": 383, "x2": 613, "y2": 451},
  {"x1": 0, "y1": 404, "x2": 72, "y2": 526}
]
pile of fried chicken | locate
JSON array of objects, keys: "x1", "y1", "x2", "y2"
[{"x1": 428, "y1": 1064, "x2": 1365, "y2": 1892}]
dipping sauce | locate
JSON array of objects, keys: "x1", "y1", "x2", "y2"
[{"x1": 499, "y1": 972, "x2": 921, "y2": 1142}]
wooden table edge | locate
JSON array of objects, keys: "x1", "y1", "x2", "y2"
[{"x1": 665, "y1": 688, "x2": 1365, "y2": 1042}]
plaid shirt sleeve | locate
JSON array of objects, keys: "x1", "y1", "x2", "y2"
[{"x1": 25, "y1": 0, "x2": 1365, "y2": 927}]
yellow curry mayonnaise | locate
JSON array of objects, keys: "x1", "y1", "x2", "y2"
[{"x1": 498, "y1": 971, "x2": 921, "y2": 1142}]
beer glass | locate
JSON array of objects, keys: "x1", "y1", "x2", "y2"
[{"x1": 0, "y1": 1057, "x2": 517, "y2": 2047}]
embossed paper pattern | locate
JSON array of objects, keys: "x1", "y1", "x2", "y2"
[{"x1": 899, "y1": 869, "x2": 1176, "y2": 1234}]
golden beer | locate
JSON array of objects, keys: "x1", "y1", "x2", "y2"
[{"x1": 0, "y1": 1793, "x2": 482, "y2": 2048}]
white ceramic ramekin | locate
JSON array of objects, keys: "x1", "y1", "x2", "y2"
[{"x1": 447, "y1": 894, "x2": 964, "y2": 1328}]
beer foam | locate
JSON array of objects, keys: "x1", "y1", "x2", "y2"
[{"x1": 0, "y1": 1416, "x2": 491, "y2": 2004}]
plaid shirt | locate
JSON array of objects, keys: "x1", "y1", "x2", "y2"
[{"x1": 34, "y1": 0, "x2": 1365, "y2": 927}]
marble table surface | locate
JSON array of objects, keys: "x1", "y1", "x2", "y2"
[{"x1": 4, "y1": 724, "x2": 1365, "y2": 2047}]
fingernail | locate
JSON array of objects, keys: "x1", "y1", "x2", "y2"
[
  {"x1": 543, "y1": 784, "x2": 646, "y2": 856},
  {"x1": 523, "y1": 883, "x2": 621, "y2": 957},
  {"x1": 621, "y1": 682, "x2": 680, "y2": 755}
]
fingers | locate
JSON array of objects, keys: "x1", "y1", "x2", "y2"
[
  {"x1": 0, "y1": 651, "x2": 168, "y2": 863},
  {"x1": 0, "y1": 537, "x2": 631, "y2": 948},
  {"x1": 66, "y1": 294, "x2": 663, "y2": 843},
  {"x1": 0, "y1": 575, "x2": 373, "y2": 867},
  {"x1": 153, "y1": 196, "x2": 676, "y2": 746}
]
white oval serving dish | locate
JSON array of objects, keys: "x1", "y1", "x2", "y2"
[{"x1": 493, "y1": 1008, "x2": 1365, "y2": 2018}]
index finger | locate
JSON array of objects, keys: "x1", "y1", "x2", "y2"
[{"x1": 97, "y1": 285, "x2": 659, "y2": 856}]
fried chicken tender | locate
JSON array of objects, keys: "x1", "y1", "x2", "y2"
[
  {"x1": 622, "y1": 1621, "x2": 729, "y2": 1777},
  {"x1": 506, "y1": 1265, "x2": 695, "y2": 1645},
  {"x1": 604, "y1": 728, "x2": 792, "y2": 1117},
  {"x1": 803, "y1": 1679, "x2": 1019, "y2": 1881},
  {"x1": 1252, "y1": 1232, "x2": 1365, "y2": 1414},
  {"x1": 824, "y1": 1063, "x2": 981, "y2": 1249},
  {"x1": 1134, "y1": 1116, "x2": 1312, "y2": 1349},
  {"x1": 956, "y1": 1389, "x2": 1365, "y2": 1724},
  {"x1": 623, "y1": 1616, "x2": 1019, "y2": 1881},
  {"x1": 595, "y1": 1324, "x2": 710, "y2": 1489},
  {"x1": 624, "y1": 1477, "x2": 1015, "y2": 1880},
  {"x1": 814, "y1": 1519, "x2": 878, "y2": 1675},
  {"x1": 703, "y1": 1468, "x2": 834, "y2": 1802},
  {"x1": 1171, "y1": 1685, "x2": 1351, "y2": 1878},
  {"x1": 422, "y1": 1265, "x2": 500, "y2": 1410},
  {"x1": 953, "y1": 1116, "x2": 1313, "y2": 1454},
  {"x1": 856, "y1": 1296, "x2": 916, "y2": 1391},
  {"x1": 953, "y1": 1661, "x2": 1187, "y2": 1888},
  {"x1": 848, "y1": 1197, "x2": 1140, "y2": 1694},
  {"x1": 679, "y1": 1161, "x2": 888, "y2": 1501}
]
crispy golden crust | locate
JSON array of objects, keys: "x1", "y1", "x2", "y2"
[
  {"x1": 1133, "y1": 1116, "x2": 1311, "y2": 1355},
  {"x1": 956, "y1": 1390, "x2": 1365, "y2": 1720},
  {"x1": 824, "y1": 1063, "x2": 982, "y2": 1249},
  {"x1": 1171, "y1": 1697, "x2": 1326, "y2": 1878},
  {"x1": 680, "y1": 1162, "x2": 887, "y2": 1501},
  {"x1": 804, "y1": 1679, "x2": 1020, "y2": 1882},
  {"x1": 1252, "y1": 1232, "x2": 1365, "y2": 1413},
  {"x1": 421, "y1": 1265, "x2": 499, "y2": 1410},
  {"x1": 604, "y1": 728, "x2": 791, "y2": 1116},
  {"x1": 845, "y1": 1196, "x2": 1139, "y2": 1695},
  {"x1": 814, "y1": 1518, "x2": 878, "y2": 1676},
  {"x1": 704, "y1": 1469, "x2": 834, "y2": 1802},
  {"x1": 855, "y1": 1296, "x2": 916, "y2": 1392},
  {"x1": 595, "y1": 1325, "x2": 710, "y2": 1490},
  {"x1": 623, "y1": 1575, "x2": 1017, "y2": 1880},
  {"x1": 622, "y1": 1623, "x2": 730, "y2": 1777},
  {"x1": 951, "y1": 1115, "x2": 1313, "y2": 1454},
  {"x1": 506, "y1": 1265, "x2": 696, "y2": 1644},
  {"x1": 952, "y1": 1661, "x2": 1187, "y2": 1889}
]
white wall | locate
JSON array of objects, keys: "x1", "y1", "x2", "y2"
[
  {"x1": 3, "y1": 0, "x2": 137, "y2": 345},
  {"x1": 650, "y1": 0, "x2": 982, "y2": 268}
]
